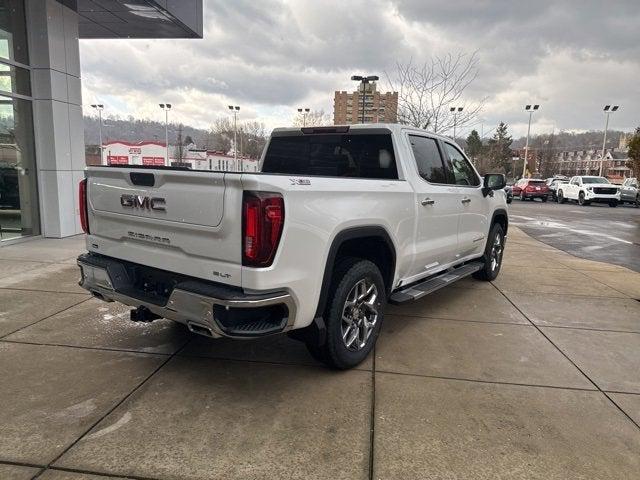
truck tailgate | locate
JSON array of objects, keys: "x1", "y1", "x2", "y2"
[{"x1": 85, "y1": 167, "x2": 242, "y2": 287}]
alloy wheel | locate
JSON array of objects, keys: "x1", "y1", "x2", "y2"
[
  {"x1": 490, "y1": 232, "x2": 503, "y2": 272},
  {"x1": 341, "y1": 278, "x2": 379, "y2": 351}
]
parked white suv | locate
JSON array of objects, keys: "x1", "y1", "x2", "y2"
[
  {"x1": 557, "y1": 176, "x2": 621, "y2": 207},
  {"x1": 77, "y1": 124, "x2": 508, "y2": 369}
]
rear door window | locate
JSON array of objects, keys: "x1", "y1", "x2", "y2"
[
  {"x1": 408, "y1": 135, "x2": 448, "y2": 183},
  {"x1": 262, "y1": 133, "x2": 398, "y2": 179}
]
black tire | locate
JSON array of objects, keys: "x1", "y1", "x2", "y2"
[
  {"x1": 578, "y1": 192, "x2": 587, "y2": 206},
  {"x1": 609, "y1": 201, "x2": 618, "y2": 208},
  {"x1": 506, "y1": 198, "x2": 512, "y2": 204},
  {"x1": 306, "y1": 257, "x2": 385, "y2": 370},
  {"x1": 542, "y1": 196, "x2": 548, "y2": 203},
  {"x1": 635, "y1": 195, "x2": 639, "y2": 208},
  {"x1": 473, "y1": 223, "x2": 505, "y2": 281},
  {"x1": 557, "y1": 190, "x2": 566, "y2": 204}
]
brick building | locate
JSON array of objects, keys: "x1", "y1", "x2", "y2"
[{"x1": 333, "y1": 82, "x2": 398, "y2": 125}]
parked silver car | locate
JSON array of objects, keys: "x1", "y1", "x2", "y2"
[{"x1": 620, "y1": 177, "x2": 639, "y2": 207}]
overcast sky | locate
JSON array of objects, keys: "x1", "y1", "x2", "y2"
[{"x1": 80, "y1": 0, "x2": 639, "y2": 138}]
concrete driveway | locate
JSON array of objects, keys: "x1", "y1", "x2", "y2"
[{"x1": 1, "y1": 229, "x2": 639, "y2": 479}]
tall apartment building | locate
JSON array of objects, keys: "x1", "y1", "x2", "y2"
[{"x1": 333, "y1": 82, "x2": 398, "y2": 125}]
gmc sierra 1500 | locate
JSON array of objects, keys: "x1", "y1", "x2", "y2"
[{"x1": 77, "y1": 124, "x2": 508, "y2": 369}]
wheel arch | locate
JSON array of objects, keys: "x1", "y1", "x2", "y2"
[
  {"x1": 314, "y1": 226, "x2": 396, "y2": 319},
  {"x1": 490, "y1": 208, "x2": 509, "y2": 237}
]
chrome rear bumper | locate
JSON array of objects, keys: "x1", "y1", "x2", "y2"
[{"x1": 77, "y1": 254, "x2": 296, "y2": 339}]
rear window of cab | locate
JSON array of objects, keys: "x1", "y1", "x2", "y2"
[{"x1": 262, "y1": 133, "x2": 398, "y2": 179}]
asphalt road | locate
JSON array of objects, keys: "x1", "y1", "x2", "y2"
[{"x1": 508, "y1": 198, "x2": 640, "y2": 272}]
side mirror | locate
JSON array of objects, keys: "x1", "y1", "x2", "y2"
[{"x1": 482, "y1": 173, "x2": 506, "y2": 197}]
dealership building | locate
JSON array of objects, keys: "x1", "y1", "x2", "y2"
[{"x1": 0, "y1": 0, "x2": 203, "y2": 243}]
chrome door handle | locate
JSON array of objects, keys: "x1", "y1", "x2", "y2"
[
  {"x1": 421, "y1": 197, "x2": 435, "y2": 206},
  {"x1": 461, "y1": 198, "x2": 471, "y2": 204}
]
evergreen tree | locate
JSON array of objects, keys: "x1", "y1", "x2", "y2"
[
  {"x1": 465, "y1": 129, "x2": 484, "y2": 163},
  {"x1": 486, "y1": 122, "x2": 513, "y2": 176},
  {"x1": 626, "y1": 127, "x2": 640, "y2": 178}
]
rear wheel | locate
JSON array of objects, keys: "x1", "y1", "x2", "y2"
[
  {"x1": 557, "y1": 190, "x2": 566, "y2": 204},
  {"x1": 635, "y1": 195, "x2": 639, "y2": 208},
  {"x1": 305, "y1": 258, "x2": 385, "y2": 369},
  {"x1": 542, "y1": 196, "x2": 548, "y2": 203},
  {"x1": 609, "y1": 201, "x2": 618, "y2": 208},
  {"x1": 473, "y1": 223, "x2": 505, "y2": 281}
]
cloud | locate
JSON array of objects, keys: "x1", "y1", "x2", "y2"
[{"x1": 80, "y1": 0, "x2": 640, "y2": 136}]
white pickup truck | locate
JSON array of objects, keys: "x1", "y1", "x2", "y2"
[
  {"x1": 77, "y1": 124, "x2": 508, "y2": 369},
  {"x1": 556, "y1": 175, "x2": 621, "y2": 207}
]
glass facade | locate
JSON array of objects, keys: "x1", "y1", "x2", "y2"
[{"x1": 0, "y1": 0, "x2": 39, "y2": 241}]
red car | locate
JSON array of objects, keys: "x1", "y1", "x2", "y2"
[{"x1": 512, "y1": 179, "x2": 549, "y2": 201}]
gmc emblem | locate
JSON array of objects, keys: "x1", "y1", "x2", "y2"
[{"x1": 120, "y1": 194, "x2": 166, "y2": 211}]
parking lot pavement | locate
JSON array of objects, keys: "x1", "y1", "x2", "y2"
[
  {"x1": 1, "y1": 230, "x2": 640, "y2": 479},
  {"x1": 508, "y1": 200, "x2": 640, "y2": 272}
]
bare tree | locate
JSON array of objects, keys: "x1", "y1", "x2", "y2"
[
  {"x1": 292, "y1": 109, "x2": 331, "y2": 127},
  {"x1": 385, "y1": 51, "x2": 486, "y2": 135}
]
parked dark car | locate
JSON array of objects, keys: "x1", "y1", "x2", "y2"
[{"x1": 512, "y1": 178, "x2": 550, "y2": 201}]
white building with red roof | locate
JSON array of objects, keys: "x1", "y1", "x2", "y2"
[{"x1": 100, "y1": 141, "x2": 258, "y2": 172}]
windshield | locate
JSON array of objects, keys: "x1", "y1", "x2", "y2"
[{"x1": 582, "y1": 177, "x2": 610, "y2": 184}]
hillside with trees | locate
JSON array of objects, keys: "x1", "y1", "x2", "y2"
[{"x1": 84, "y1": 115, "x2": 269, "y2": 159}]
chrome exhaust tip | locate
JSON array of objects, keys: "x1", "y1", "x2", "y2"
[{"x1": 187, "y1": 321, "x2": 214, "y2": 338}]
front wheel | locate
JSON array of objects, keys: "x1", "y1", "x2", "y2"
[
  {"x1": 306, "y1": 258, "x2": 385, "y2": 369},
  {"x1": 609, "y1": 201, "x2": 618, "y2": 208},
  {"x1": 542, "y1": 196, "x2": 548, "y2": 203},
  {"x1": 473, "y1": 223, "x2": 505, "y2": 281},
  {"x1": 635, "y1": 195, "x2": 639, "y2": 208},
  {"x1": 578, "y1": 192, "x2": 587, "y2": 206}
]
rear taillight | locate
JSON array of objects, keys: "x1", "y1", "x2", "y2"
[
  {"x1": 79, "y1": 179, "x2": 89, "y2": 234},
  {"x1": 242, "y1": 192, "x2": 284, "y2": 267}
]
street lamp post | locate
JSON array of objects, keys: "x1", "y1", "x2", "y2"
[
  {"x1": 351, "y1": 75, "x2": 379, "y2": 123},
  {"x1": 450, "y1": 106, "x2": 463, "y2": 140},
  {"x1": 228, "y1": 105, "x2": 240, "y2": 171},
  {"x1": 90, "y1": 104, "x2": 104, "y2": 163},
  {"x1": 599, "y1": 105, "x2": 619, "y2": 177},
  {"x1": 297, "y1": 107, "x2": 310, "y2": 127},
  {"x1": 159, "y1": 103, "x2": 172, "y2": 165},
  {"x1": 522, "y1": 104, "x2": 539, "y2": 178}
]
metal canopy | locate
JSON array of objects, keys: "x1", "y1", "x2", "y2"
[{"x1": 59, "y1": 0, "x2": 203, "y2": 39}]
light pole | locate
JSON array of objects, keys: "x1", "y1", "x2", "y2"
[
  {"x1": 522, "y1": 104, "x2": 539, "y2": 178},
  {"x1": 90, "y1": 104, "x2": 104, "y2": 163},
  {"x1": 450, "y1": 106, "x2": 463, "y2": 140},
  {"x1": 351, "y1": 75, "x2": 379, "y2": 123},
  {"x1": 228, "y1": 105, "x2": 240, "y2": 171},
  {"x1": 297, "y1": 107, "x2": 310, "y2": 127},
  {"x1": 159, "y1": 103, "x2": 171, "y2": 165},
  {"x1": 599, "y1": 105, "x2": 619, "y2": 176}
]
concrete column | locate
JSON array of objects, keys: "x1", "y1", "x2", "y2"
[{"x1": 26, "y1": 0, "x2": 84, "y2": 238}]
